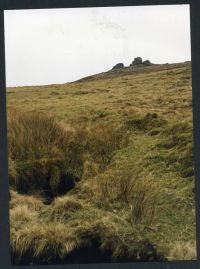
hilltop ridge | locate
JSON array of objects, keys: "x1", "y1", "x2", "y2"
[
  {"x1": 74, "y1": 60, "x2": 191, "y2": 83},
  {"x1": 7, "y1": 60, "x2": 191, "y2": 90}
]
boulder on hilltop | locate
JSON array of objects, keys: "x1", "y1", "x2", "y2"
[
  {"x1": 130, "y1": 57, "x2": 152, "y2": 67},
  {"x1": 143, "y1": 60, "x2": 152, "y2": 66},
  {"x1": 112, "y1": 63, "x2": 124, "y2": 70},
  {"x1": 131, "y1": 57, "x2": 143, "y2": 66}
]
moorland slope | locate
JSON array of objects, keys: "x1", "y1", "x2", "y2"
[{"x1": 7, "y1": 61, "x2": 196, "y2": 265}]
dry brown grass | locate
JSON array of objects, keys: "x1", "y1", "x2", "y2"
[
  {"x1": 11, "y1": 222, "x2": 81, "y2": 261},
  {"x1": 10, "y1": 190, "x2": 44, "y2": 211},
  {"x1": 168, "y1": 241, "x2": 197, "y2": 261},
  {"x1": 10, "y1": 205, "x2": 37, "y2": 224},
  {"x1": 7, "y1": 108, "x2": 67, "y2": 161},
  {"x1": 48, "y1": 196, "x2": 84, "y2": 221}
]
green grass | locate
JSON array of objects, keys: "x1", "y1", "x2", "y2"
[{"x1": 7, "y1": 62, "x2": 196, "y2": 264}]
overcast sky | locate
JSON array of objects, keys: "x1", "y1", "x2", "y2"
[{"x1": 4, "y1": 5, "x2": 191, "y2": 87}]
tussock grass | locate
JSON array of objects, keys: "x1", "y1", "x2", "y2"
[
  {"x1": 93, "y1": 158, "x2": 138, "y2": 204},
  {"x1": 8, "y1": 109, "x2": 72, "y2": 195},
  {"x1": 7, "y1": 108, "x2": 67, "y2": 161},
  {"x1": 11, "y1": 210, "x2": 164, "y2": 264},
  {"x1": 11, "y1": 222, "x2": 82, "y2": 263},
  {"x1": 82, "y1": 155, "x2": 100, "y2": 179},
  {"x1": 125, "y1": 112, "x2": 167, "y2": 133},
  {"x1": 86, "y1": 122, "x2": 129, "y2": 168},
  {"x1": 82, "y1": 157, "x2": 160, "y2": 226},
  {"x1": 8, "y1": 109, "x2": 128, "y2": 197},
  {"x1": 128, "y1": 176, "x2": 160, "y2": 225},
  {"x1": 10, "y1": 190, "x2": 44, "y2": 211},
  {"x1": 10, "y1": 205, "x2": 37, "y2": 225},
  {"x1": 168, "y1": 241, "x2": 197, "y2": 261},
  {"x1": 48, "y1": 196, "x2": 84, "y2": 221}
]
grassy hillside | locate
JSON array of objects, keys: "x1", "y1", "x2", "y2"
[{"x1": 7, "y1": 62, "x2": 196, "y2": 265}]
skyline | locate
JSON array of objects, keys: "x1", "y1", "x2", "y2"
[{"x1": 4, "y1": 5, "x2": 191, "y2": 87}]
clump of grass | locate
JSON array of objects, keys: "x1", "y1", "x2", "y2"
[
  {"x1": 10, "y1": 205, "x2": 37, "y2": 225},
  {"x1": 82, "y1": 154, "x2": 100, "y2": 179},
  {"x1": 128, "y1": 176, "x2": 160, "y2": 225},
  {"x1": 125, "y1": 113, "x2": 167, "y2": 133},
  {"x1": 11, "y1": 211, "x2": 164, "y2": 264},
  {"x1": 95, "y1": 166, "x2": 134, "y2": 203},
  {"x1": 11, "y1": 223, "x2": 82, "y2": 264},
  {"x1": 10, "y1": 190, "x2": 44, "y2": 211},
  {"x1": 7, "y1": 108, "x2": 67, "y2": 161},
  {"x1": 92, "y1": 160, "x2": 160, "y2": 226},
  {"x1": 48, "y1": 196, "x2": 84, "y2": 221},
  {"x1": 63, "y1": 121, "x2": 128, "y2": 177},
  {"x1": 7, "y1": 108, "x2": 78, "y2": 195},
  {"x1": 11, "y1": 157, "x2": 76, "y2": 196},
  {"x1": 86, "y1": 122, "x2": 129, "y2": 168},
  {"x1": 8, "y1": 108, "x2": 129, "y2": 196},
  {"x1": 168, "y1": 241, "x2": 197, "y2": 261}
]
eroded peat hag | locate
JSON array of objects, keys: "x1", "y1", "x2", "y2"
[{"x1": 7, "y1": 62, "x2": 196, "y2": 265}]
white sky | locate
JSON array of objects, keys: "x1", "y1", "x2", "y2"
[{"x1": 4, "y1": 5, "x2": 191, "y2": 87}]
